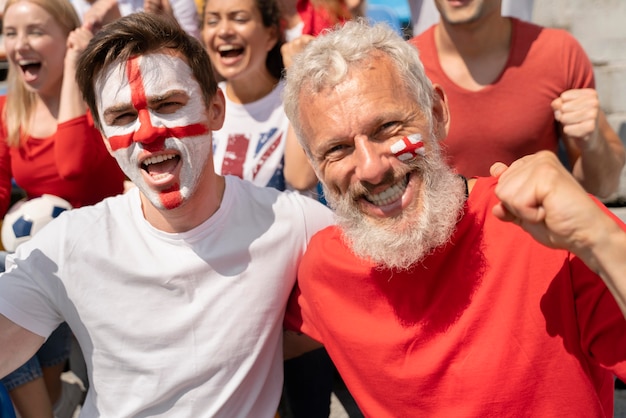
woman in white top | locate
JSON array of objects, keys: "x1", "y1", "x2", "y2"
[{"x1": 202, "y1": 0, "x2": 317, "y2": 192}]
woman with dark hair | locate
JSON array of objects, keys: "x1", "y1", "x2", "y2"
[{"x1": 202, "y1": 0, "x2": 317, "y2": 193}]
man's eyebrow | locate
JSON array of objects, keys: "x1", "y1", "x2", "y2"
[
  {"x1": 148, "y1": 90, "x2": 188, "y2": 104},
  {"x1": 103, "y1": 104, "x2": 135, "y2": 118},
  {"x1": 103, "y1": 89, "x2": 188, "y2": 114}
]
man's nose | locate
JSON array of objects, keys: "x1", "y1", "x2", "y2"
[
  {"x1": 353, "y1": 134, "x2": 392, "y2": 184},
  {"x1": 133, "y1": 109, "x2": 164, "y2": 145}
]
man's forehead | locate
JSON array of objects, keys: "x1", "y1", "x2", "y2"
[{"x1": 95, "y1": 52, "x2": 195, "y2": 106}]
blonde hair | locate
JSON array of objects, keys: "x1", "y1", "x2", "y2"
[{"x1": 2, "y1": 0, "x2": 80, "y2": 147}]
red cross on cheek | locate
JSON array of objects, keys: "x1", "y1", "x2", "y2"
[
  {"x1": 107, "y1": 57, "x2": 209, "y2": 152},
  {"x1": 391, "y1": 134, "x2": 425, "y2": 161}
]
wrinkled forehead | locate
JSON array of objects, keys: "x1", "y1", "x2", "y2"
[{"x1": 94, "y1": 52, "x2": 198, "y2": 112}]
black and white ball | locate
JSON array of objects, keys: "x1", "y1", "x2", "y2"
[{"x1": 1, "y1": 194, "x2": 72, "y2": 252}]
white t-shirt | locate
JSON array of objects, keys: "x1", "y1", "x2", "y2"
[
  {"x1": 0, "y1": 176, "x2": 334, "y2": 417},
  {"x1": 212, "y1": 81, "x2": 291, "y2": 191},
  {"x1": 70, "y1": 0, "x2": 201, "y2": 39}
]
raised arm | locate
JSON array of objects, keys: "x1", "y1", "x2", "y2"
[
  {"x1": 58, "y1": 26, "x2": 93, "y2": 124},
  {"x1": 552, "y1": 88, "x2": 626, "y2": 198},
  {"x1": 491, "y1": 151, "x2": 626, "y2": 315},
  {"x1": 81, "y1": 0, "x2": 122, "y2": 34}
]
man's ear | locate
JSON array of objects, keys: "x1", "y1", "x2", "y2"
[
  {"x1": 207, "y1": 87, "x2": 226, "y2": 131},
  {"x1": 431, "y1": 84, "x2": 450, "y2": 141}
]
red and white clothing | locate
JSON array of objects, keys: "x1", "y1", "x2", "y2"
[
  {"x1": 286, "y1": 177, "x2": 626, "y2": 417},
  {"x1": 0, "y1": 96, "x2": 125, "y2": 216},
  {"x1": 410, "y1": 19, "x2": 595, "y2": 177},
  {"x1": 212, "y1": 81, "x2": 290, "y2": 191}
]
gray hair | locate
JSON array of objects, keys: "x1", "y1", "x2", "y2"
[{"x1": 283, "y1": 19, "x2": 435, "y2": 152}]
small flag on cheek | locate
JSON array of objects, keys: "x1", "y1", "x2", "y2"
[{"x1": 390, "y1": 134, "x2": 425, "y2": 161}]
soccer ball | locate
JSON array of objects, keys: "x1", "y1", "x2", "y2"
[{"x1": 1, "y1": 194, "x2": 72, "y2": 252}]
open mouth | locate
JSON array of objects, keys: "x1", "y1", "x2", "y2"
[
  {"x1": 364, "y1": 174, "x2": 409, "y2": 207},
  {"x1": 141, "y1": 153, "x2": 181, "y2": 180},
  {"x1": 218, "y1": 44, "x2": 244, "y2": 59},
  {"x1": 18, "y1": 60, "x2": 41, "y2": 78}
]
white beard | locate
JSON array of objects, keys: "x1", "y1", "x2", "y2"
[{"x1": 324, "y1": 145, "x2": 466, "y2": 271}]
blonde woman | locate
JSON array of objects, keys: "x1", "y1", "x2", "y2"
[{"x1": 0, "y1": 0, "x2": 124, "y2": 416}]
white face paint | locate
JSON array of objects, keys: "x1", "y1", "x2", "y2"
[
  {"x1": 95, "y1": 53, "x2": 214, "y2": 210},
  {"x1": 390, "y1": 134, "x2": 425, "y2": 161}
]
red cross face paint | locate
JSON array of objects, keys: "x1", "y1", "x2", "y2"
[
  {"x1": 391, "y1": 134, "x2": 425, "y2": 161},
  {"x1": 95, "y1": 53, "x2": 213, "y2": 210}
]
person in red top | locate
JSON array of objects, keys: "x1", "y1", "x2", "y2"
[
  {"x1": 0, "y1": 0, "x2": 124, "y2": 417},
  {"x1": 409, "y1": 0, "x2": 624, "y2": 198},
  {"x1": 280, "y1": 0, "x2": 351, "y2": 39},
  {"x1": 0, "y1": 4, "x2": 124, "y2": 215},
  {"x1": 282, "y1": 20, "x2": 626, "y2": 417}
]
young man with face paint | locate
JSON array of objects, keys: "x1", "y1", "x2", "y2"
[
  {"x1": 282, "y1": 20, "x2": 626, "y2": 417},
  {"x1": 0, "y1": 12, "x2": 334, "y2": 417}
]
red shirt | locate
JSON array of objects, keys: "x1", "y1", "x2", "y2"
[
  {"x1": 286, "y1": 177, "x2": 626, "y2": 417},
  {"x1": 0, "y1": 96, "x2": 125, "y2": 215},
  {"x1": 410, "y1": 19, "x2": 594, "y2": 177}
]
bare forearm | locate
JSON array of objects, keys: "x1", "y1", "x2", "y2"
[
  {"x1": 572, "y1": 113, "x2": 625, "y2": 198},
  {"x1": 0, "y1": 315, "x2": 44, "y2": 378}
]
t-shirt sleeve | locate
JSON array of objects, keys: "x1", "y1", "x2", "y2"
[
  {"x1": 560, "y1": 29, "x2": 595, "y2": 89},
  {"x1": 284, "y1": 281, "x2": 324, "y2": 343},
  {"x1": 54, "y1": 113, "x2": 111, "y2": 180},
  {"x1": 0, "y1": 223, "x2": 68, "y2": 337},
  {"x1": 571, "y1": 202, "x2": 626, "y2": 377},
  {"x1": 570, "y1": 253, "x2": 626, "y2": 377},
  {"x1": 298, "y1": 196, "x2": 334, "y2": 243}
]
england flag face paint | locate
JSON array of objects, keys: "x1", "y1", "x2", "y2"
[
  {"x1": 95, "y1": 52, "x2": 213, "y2": 210},
  {"x1": 391, "y1": 133, "x2": 425, "y2": 161}
]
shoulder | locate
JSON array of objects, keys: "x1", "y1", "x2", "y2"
[
  {"x1": 61, "y1": 192, "x2": 133, "y2": 225},
  {"x1": 224, "y1": 175, "x2": 324, "y2": 212},
  {"x1": 308, "y1": 224, "x2": 342, "y2": 247},
  {"x1": 13, "y1": 192, "x2": 135, "y2": 262},
  {"x1": 221, "y1": 177, "x2": 334, "y2": 244},
  {"x1": 409, "y1": 25, "x2": 435, "y2": 51},
  {"x1": 514, "y1": 18, "x2": 585, "y2": 52}
]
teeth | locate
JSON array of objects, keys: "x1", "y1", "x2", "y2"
[
  {"x1": 18, "y1": 60, "x2": 38, "y2": 66},
  {"x1": 218, "y1": 45, "x2": 237, "y2": 52},
  {"x1": 142, "y1": 154, "x2": 176, "y2": 166},
  {"x1": 365, "y1": 176, "x2": 408, "y2": 206}
]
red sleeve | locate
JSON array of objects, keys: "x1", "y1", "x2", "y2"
[
  {"x1": 284, "y1": 263, "x2": 324, "y2": 343},
  {"x1": 0, "y1": 96, "x2": 14, "y2": 217},
  {"x1": 54, "y1": 111, "x2": 108, "y2": 180},
  {"x1": 285, "y1": 284, "x2": 305, "y2": 331},
  {"x1": 297, "y1": 0, "x2": 348, "y2": 36},
  {"x1": 571, "y1": 252, "x2": 626, "y2": 377},
  {"x1": 558, "y1": 27, "x2": 595, "y2": 90},
  {"x1": 550, "y1": 198, "x2": 626, "y2": 378}
]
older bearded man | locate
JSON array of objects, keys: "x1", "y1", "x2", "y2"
[{"x1": 283, "y1": 20, "x2": 626, "y2": 417}]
